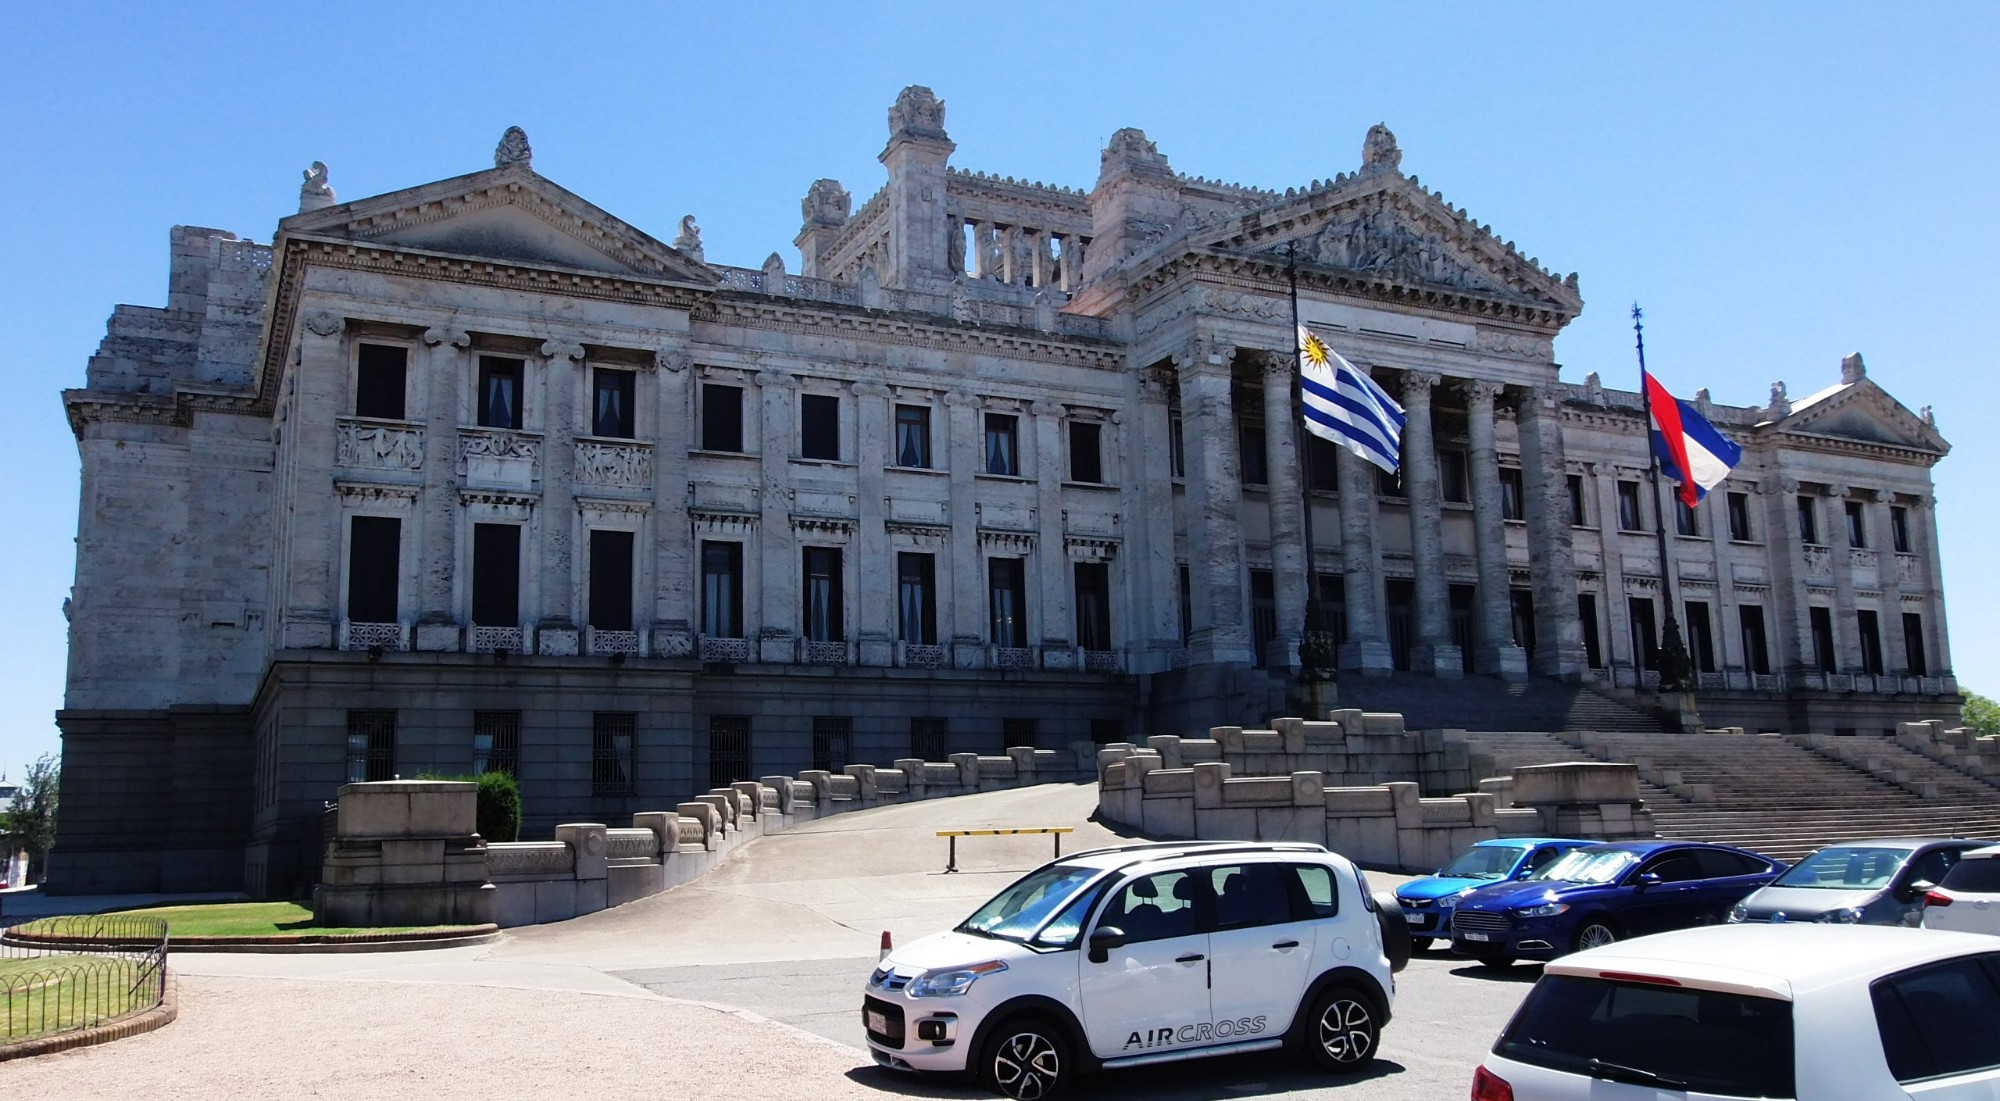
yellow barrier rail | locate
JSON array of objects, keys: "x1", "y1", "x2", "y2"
[{"x1": 936, "y1": 827, "x2": 1075, "y2": 872}]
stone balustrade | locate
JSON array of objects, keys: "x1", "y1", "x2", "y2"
[{"x1": 1893, "y1": 720, "x2": 2000, "y2": 782}]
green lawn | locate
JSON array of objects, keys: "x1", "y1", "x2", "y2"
[
  {"x1": 1, "y1": 954, "x2": 153, "y2": 1042},
  {"x1": 20, "y1": 902, "x2": 482, "y2": 939}
]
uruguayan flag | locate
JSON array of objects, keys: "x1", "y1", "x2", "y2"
[{"x1": 1298, "y1": 325, "x2": 1406, "y2": 475}]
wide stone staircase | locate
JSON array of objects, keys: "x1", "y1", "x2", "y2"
[{"x1": 1338, "y1": 673, "x2": 1674, "y2": 733}]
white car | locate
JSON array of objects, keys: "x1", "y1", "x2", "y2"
[
  {"x1": 1472, "y1": 924, "x2": 2000, "y2": 1100},
  {"x1": 863, "y1": 840, "x2": 1402, "y2": 1099},
  {"x1": 1922, "y1": 843, "x2": 2000, "y2": 937}
]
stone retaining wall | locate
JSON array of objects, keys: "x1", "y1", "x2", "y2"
[{"x1": 1141, "y1": 714, "x2": 1478, "y2": 796}]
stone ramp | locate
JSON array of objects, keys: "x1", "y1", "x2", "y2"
[{"x1": 1337, "y1": 673, "x2": 1673, "y2": 733}]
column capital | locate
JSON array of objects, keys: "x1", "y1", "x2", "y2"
[
  {"x1": 754, "y1": 367, "x2": 795, "y2": 390},
  {"x1": 1030, "y1": 399, "x2": 1065, "y2": 419},
  {"x1": 853, "y1": 380, "x2": 892, "y2": 400},
  {"x1": 1458, "y1": 378, "x2": 1506, "y2": 406},
  {"x1": 944, "y1": 388, "x2": 979, "y2": 409},
  {"x1": 1398, "y1": 370, "x2": 1442, "y2": 400},
  {"x1": 423, "y1": 326, "x2": 471, "y2": 348},
  {"x1": 540, "y1": 337, "x2": 586, "y2": 361},
  {"x1": 1259, "y1": 350, "x2": 1292, "y2": 379},
  {"x1": 1173, "y1": 339, "x2": 1236, "y2": 374},
  {"x1": 653, "y1": 345, "x2": 690, "y2": 373},
  {"x1": 1140, "y1": 364, "x2": 1176, "y2": 401}
]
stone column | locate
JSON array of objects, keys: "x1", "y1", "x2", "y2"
[
  {"x1": 1514, "y1": 388, "x2": 1586, "y2": 677},
  {"x1": 1259, "y1": 352, "x2": 1306, "y2": 670},
  {"x1": 1463, "y1": 381, "x2": 1526, "y2": 679},
  {"x1": 1031, "y1": 399, "x2": 1073, "y2": 664},
  {"x1": 535, "y1": 339, "x2": 585, "y2": 656},
  {"x1": 1594, "y1": 465, "x2": 1635, "y2": 677},
  {"x1": 1335, "y1": 423, "x2": 1392, "y2": 675},
  {"x1": 651, "y1": 345, "x2": 694, "y2": 658},
  {"x1": 854, "y1": 382, "x2": 894, "y2": 666},
  {"x1": 1827, "y1": 487, "x2": 1861, "y2": 673},
  {"x1": 757, "y1": 368, "x2": 798, "y2": 663},
  {"x1": 1769, "y1": 477, "x2": 1815, "y2": 677},
  {"x1": 1399, "y1": 371, "x2": 1459, "y2": 677},
  {"x1": 1916, "y1": 493, "x2": 1953, "y2": 677},
  {"x1": 1177, "y1": 341, "x2": 1253, "y2": 666},
  {"x1": 415, "y1": 326, "x2": 468, "y2": 652},
  {"x1": 1868, "y1": 489, "x2": 1906, "y2": 679},
  {"x1": 946, "y1": 389, "x2": 983, "y2": 666},
  {"x1": 281, "y1": 310, "x2": 345, "y2": 649},
  {"x1": 1133, "y1": 365, "x2": 1181, "y2": 671}
]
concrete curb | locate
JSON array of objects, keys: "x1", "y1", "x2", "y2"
[
  {"x1": 0, "y1": 967, "x2": 179, "y2": 1062},
  {"x1": 4, "y1": 925, "x2": 502, "y2": 954}
]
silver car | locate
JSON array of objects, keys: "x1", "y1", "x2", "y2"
[{"x1": 1727, "y1": 838, "x2": 1990, "y2": 926}]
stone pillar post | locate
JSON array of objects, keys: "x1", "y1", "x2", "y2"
[
  {"x1": 1335, "y1": 430, "x2": 1393, "y2": 674},
  {"x1": 416, "y1": 326, "x2": 468, "y2": 651},
  {"x1": 281, "y1": 311, "x2": 345, "y2": 649},
  {"x1": 1132, "y1": 365, "x2": 1181, "y2": 671},
  {"x1": 1399, "y1": 371, "x2": 1459, "y2": 677},
  {"x1": 1177, "y1": 341, "x2": 1253, "y2": 666},
  {"x1": 1827, "y1": 487, "x2": 1861, "y2": 672},
  {"x1": 651, "y1": 344, "x2": 694, "y2": 658},
  {"x1": 973, "y1": 222, "x2": 994, "y2": 281},
  {"x1": 1463, "y1": 381, "x2": 1526, "y2": 679},
  {"x1": 1259, "y1": 352, "x2": 1306, "y2": 670},
  {"x1": 855, "y1": 381, "x2": 894, "y2": 666},
  {"x1": 946, "y1": 389, "x2": 983, "y2": 665},
  {"x1": 535, "y1": 339, "x2": 585, "y2": 655},
  {"x1": 1515, "y1": 388, "x2": 1586, "y2": 677},
  {"x1": 1031, "y1": 399, "x2": 1073, "y2": 663},
  {"x1": 879, "y1": 86, "x2": 955, "y2": 290},
  {"x1": 756, "y1": 368, "x2": 798, "y2": 663}
]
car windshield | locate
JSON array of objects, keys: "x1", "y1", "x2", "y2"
[
  {"x1": 1528, "y1": 849, "x2": 1639, "y2": 886},
  {"x1": 1438, "y1": 844, "x2": 1530, "y2": 880},
  {"x1": 1773, "y1": 845, "x2": 1914, "y2": 889},
  {"x1": 957, "y1": 864, "x2": 1101, "y2": 943}
]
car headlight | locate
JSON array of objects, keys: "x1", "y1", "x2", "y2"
[
  {"x1": 1515, "y1": 902, "x2": 1570, "y2": 918},
  {"x1": 1727, "y1": 903, "x2": 1748, "y2": 924},
  {"x1": 907, "y1": 960, "x2": 1007, "y2": 997},
  {"x1": 1814, "y1": 908, "x2": 1865, "y2": 924}
]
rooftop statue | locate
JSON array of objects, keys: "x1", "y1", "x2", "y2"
[{"x1": 494, "y1": 126, "x2": 532, "y2": 168}]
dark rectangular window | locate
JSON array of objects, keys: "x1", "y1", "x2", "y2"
[
  {"x1": 811, "y1": 716, "x2": 851, "y2": 773},
  {"x1": 802, "y1": 546, "x2": 843, "y2": 642},
  {"x1": 471, "y1": 523, "x2": 521, "y2": 628},
  {"x1": 1628, "y1": 597, "x2": 1659, "y2": 670},
  {"x1": 1511, "y1": 588, "x2": 1537, "y2": 657},
  {"x1": 1307, "y1": 434, "x2": 1339, "y2": 493},
  {"x1": 701, "y1": 541, "x2": 743, "y2": 637},
  {"x1": 1846, "y1": 499, "x2": 1868, "y2": 548},
  {"x1": 1617, "y1": 480, "x2": 1645, "y2": 531},
  {"x1": 1179, "y1": 565, "x2": 1193, "y2": 643},
  {"x1": 1090, "y1": 719, "x2": 1125, "y2": 744},
  {"x1": 1003, "y1": 717, "x2": 1038, "y2": 745},
  {"x1": 1891, "y1": 506, "x2": 1912, "y2": 554},
  {"x1": 1728, "y1": 492, "x2": 1753, "y2": 542},
  {"x1": 1740, "y1": 604, "x2": 1770, "y2": 675},
  {"x1": 1676, "y1": 499, "x2": 1700, "y2": 537},
  {"x1": 1578, "y1": 594, "x2": 1603, "y2": 668},
  {"x1": 1378, "y1": 466, "x2": 1405, "y2": 497},
  {"x1": 701, "y1": 384, "x2": 743, "y2": 452},
  {"x1": 1237, "y1": 420, "x2": 1267, "y2": 486},
  {"x1": 1250, "y1": 569, "x2": 1277, "y2": 664},
  {"x1": 1858, "y1": 609, "x2": 1884, "y2": 675},
  {"x1": 707, "y1": 715, "x2": 750, "y2": 790},
  {"x1": 898, "y1": 552, "x2": 936, "y2": 645},
  {"x1": 800, "y1": 393, "x2": 839, "y2": 460},
  {"x1": 345, "y1": 709, "x2": 397, "y2": 784},
  {"x1": 592, "y1": 367, "x2": 635, "y2": 438},
  {"x1": 1904, "y1": 613, "x2": 1927, "y2": 676},
  {"x1": 1870, "y1": 955, "x2": 2000, "y2": 1085},
  {"x1": 588, "y1": 529, "x2": 634, "y2": 631},
  {"x1": 1811, "y1": 606, "x2": 1837, "y2": 672},
  {"x1": 346, "y1": 516, "x2": 401, "y2": 623},
  {"x1": 355, "y1": 343, "x2": 407, "y2": 420},
  {"x1": 1438, "y1": 449, "x2": 1469, "y2": 504},
  {"x1": 1075, "y1": 561, "x2": 1111, "y2": 651},
  {"x1": 1501, "y1": 467, "x2": 1525, "y2": 521},
  {"x1": 1169, "y1": 412, "x2": 1185, "y2": 479},
  {"x1": 1567, "y1": 473, "x2": 1587, "y2": 526},
  {"x1": 1685, "y1": 600, "x2": 1716, "y2": 673},
  {"x1": 894, "y1": 404, "x2": 932, "y2": 468},
  {"x1": 472, "y1": 710, "x2": 520, "y2": 776},
  {"x1": 988, "y1": 557, "x2": 1027, "y2": 647},
  {"x1": 910, "y1": 717, "x2": 950, "y2": 761},
  {"x1": 477, "y1": 355, "x2": 524, "y2": 429},
  {"x1": 1798, "y1": 495, "x2": 1820, "y2": 545},
  {"x1": 1071, "y1": 421, "x2": 1104, "y2": 483},
  {"x1": 592, "y1": 712, "x2": 635, "y2": 796},
  {"x1": 1316, "y1": 573, "x2": 1348, "y2": 648},
  {"x1": 984, "y1": 413, "x2": 1018, "y2": 476}
]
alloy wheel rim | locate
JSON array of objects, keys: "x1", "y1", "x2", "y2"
[
  {"x1": 1318, "y1": 998, "x2": 1375, "y2": 1063},
  {"x1": 1579, "y1": 924, "x2": 1617, "y2": 949},
  {"x1": 993, "y1": 1031, "x2": 1061, "y2": 1100}
]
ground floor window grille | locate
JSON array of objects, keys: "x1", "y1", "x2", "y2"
[
  {"x1": 593, "y1": 712, "x2": 635, "y2": 795},
  {"x1": 709, "y1": 715, "x2": 751, "y2": 790},
  {"x1": 812, "y1": 716, "x2": 852, "y2": 773},
  {"x1": 910, "y1": 717, "x2": 949, "y2": 761},
  {"x1": 1002, "y1": 717, "x2": 1038, "y2": 746},
  {"x1": 472, "y1": 710, "x2": 520, "y2": 776},
  {"x1": 345, "y1": 710, "x2": 397, "y2": 784},
  {"x1": 1091, "y1": 719, "x2": 1125, "y2": 744}
]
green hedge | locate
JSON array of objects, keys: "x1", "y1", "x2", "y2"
[{"x1": 415, "y1": 771, "x2": 522, "y2": 842}]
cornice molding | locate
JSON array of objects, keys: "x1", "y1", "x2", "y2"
[{"x1": 691, "y1": 298, "x2": 1125, "y2": 371}]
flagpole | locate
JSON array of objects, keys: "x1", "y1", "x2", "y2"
[
  {"x1": 1289, "y1": 243, "x2": 1336, "y2": 686},
  {"x1": 1633, "y1": 303, "x2": 1700, "y2": 732}
]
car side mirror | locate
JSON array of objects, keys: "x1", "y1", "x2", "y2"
[
  {"x1": 1088, "y1": 926, "x2": 1127, "y2": 964},
  {"x1": 1903, "y1": 879, "x2": 1935, "y2": 902},
  {"x1": 1635, "y1": 872, "x2": 1662, "y2": 889}
]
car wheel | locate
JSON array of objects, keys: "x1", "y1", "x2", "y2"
[
  {"x1": 1302, "y1": 985, "x2": 1380, "y2": 1073},
  {"x1": 1372, "y1": 889, "x2": 1412, "y2": 973},
  {"x1": 1410, "y1": 935, "x2": 1434, "y2": 952},
  {"x1": 1574, "y1": 920, "x2": 1618, "y2": 953},
  {"x1": 981, "y1": 1017, "x2": 1072, "y2": 1101}
]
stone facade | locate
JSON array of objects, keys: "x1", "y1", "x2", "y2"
[{"x1": 55, "y1": 87, "x2": 1955, "y2": 894}]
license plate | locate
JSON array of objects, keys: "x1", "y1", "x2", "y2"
[
  {"x1": 1460, "y1": 932, "x2": 1491, "y2": 942},
  {"x1": 867, "y1": 1010, "x2": 888, "y2": 1034},
  {"x1": 1404, "y1": 912, "x2": 1425, "y2": 924}
]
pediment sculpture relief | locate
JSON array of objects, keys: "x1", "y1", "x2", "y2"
[{"x1": 1298, "y1": 198, "x2": 1501, "y2": 293}]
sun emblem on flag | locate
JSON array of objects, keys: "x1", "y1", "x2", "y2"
[{"x1": 1300, "y1": 330, "x2": 1331, "y2": 368}]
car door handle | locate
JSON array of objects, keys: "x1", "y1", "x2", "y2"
[
  {"x1": 1176, "y1": 953, "x2": 1205, "y2": 963},
  {"x1": 1271, "y1": 940, "x2": 1300, "y2": 950}
]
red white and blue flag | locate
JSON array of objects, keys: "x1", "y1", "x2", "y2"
[{"x1": 1644, "y1": 371, "x2": 1742, "y2": 507}]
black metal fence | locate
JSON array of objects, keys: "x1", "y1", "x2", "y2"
[{"x1": 1, "y1": 914, "x2": 168, "y2": 1044}]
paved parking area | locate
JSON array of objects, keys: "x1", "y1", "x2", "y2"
[{"x1": 8, "y1": 785, "x2": 1540, "y2": 1099}]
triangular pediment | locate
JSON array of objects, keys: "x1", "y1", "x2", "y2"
[
  {"x1": 280, "y1": 164, "x2": 718, "y2": 287},
  {"x1": 1773, "y1": 379, "x2": 1948, "y2": 454},
  {"x1": 1197, "y1": 172, "x2": 1583, "y2": 315}
]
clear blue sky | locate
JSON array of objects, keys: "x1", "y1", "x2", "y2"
[{"x1": 4, "y1": 4, "x2": 1996, "y2": 773}]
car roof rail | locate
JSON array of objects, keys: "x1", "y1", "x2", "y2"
[{"x1": 1059, "y1": 839, "x2": 1330, "y2": 863}]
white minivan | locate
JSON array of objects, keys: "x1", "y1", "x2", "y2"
[{"x1": 863, "y1": 840, "x2": 1402, "y2": 1099}]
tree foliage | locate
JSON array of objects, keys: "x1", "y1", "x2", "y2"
[
  {"x1": 3, "y1": 753, "x2": 60, "y2": 882},
  {"x1": 1963, "y1": 691, "x2": 2000, "y2": 737}
]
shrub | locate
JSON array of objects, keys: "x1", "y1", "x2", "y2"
[{"x1": 414, "y1": 770, "x2": 522, "y2": 842}]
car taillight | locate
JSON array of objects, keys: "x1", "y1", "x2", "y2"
[
  {"x1": 1924, "y1": 890, "x2": 1953, "y2": 907},
  {"x1": 1471, "y1": 1065, "x2": 1514, "y2": 1101}
]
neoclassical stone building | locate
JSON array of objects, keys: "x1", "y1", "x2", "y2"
[{"x1": 56, "y1": 87, "x2": 1955, "y2": 894}]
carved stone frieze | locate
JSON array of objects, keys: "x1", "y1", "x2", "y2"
[
  {"x1": 335, "y1": 419, "x2": 424, "y2": 471},
  {"x1": 303, "y1": 310, "x2": 344, "y2": 337},
  {"x1": 574, "y1": 440, "x2": 652, "y2": 488},
  {"x1": 1477, "y1": 330, "x2": 1553, "y2": 360},
  {"x1": 457, "y1": 428, "x2": 541, "y2": 470}
]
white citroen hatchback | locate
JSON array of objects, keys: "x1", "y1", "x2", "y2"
[{"x1": 862, "y1": 841, "x2": 1404, "y2": 1099}]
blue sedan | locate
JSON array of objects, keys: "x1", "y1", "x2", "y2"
[
  {"x1": 1394, "y1": 837, "x2": 1589, "y2": 948},
  {"x1": 1449, "y1": 839, "x2": 1785, "y2": 966}
]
